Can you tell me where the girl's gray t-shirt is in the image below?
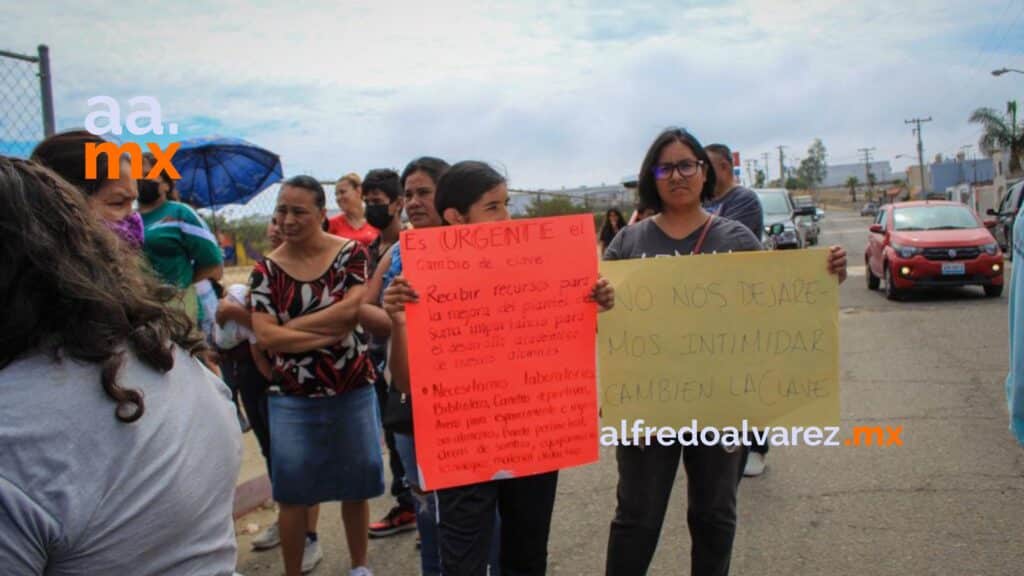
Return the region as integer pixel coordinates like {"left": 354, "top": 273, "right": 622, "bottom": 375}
{"left": 604, "top": 216, "right": 763, "bottom": 260}
{"left": 0, "top": 346, "right": 242, "bottom": 575}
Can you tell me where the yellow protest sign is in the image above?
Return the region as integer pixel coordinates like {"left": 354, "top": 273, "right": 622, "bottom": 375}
{"left": 598, "top": 249, "right": 839, "bottom": 429}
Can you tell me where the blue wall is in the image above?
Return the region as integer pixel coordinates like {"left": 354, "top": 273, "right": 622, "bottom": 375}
{"left": 930, "top": 158, "right": 994, "bottom": 191}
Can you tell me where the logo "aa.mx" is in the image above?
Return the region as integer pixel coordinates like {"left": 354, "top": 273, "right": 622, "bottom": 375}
{"left": 845, "top": 426, "right": 903, "bottom": 447}
{"left": 85, "top": 141, "right": 180, "bottom": 180}
{"left": 82, "top": 95, "right": 181, "bottom": 181}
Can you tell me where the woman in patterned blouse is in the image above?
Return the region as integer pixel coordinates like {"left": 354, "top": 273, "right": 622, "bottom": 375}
{"left": 250, "top": 175, "right": 383, "bottom": 576}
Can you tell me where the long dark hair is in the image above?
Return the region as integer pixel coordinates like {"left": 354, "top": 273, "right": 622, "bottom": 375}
{"left": 30, "top": 129, "right": 114, "bottom": 196}
{"left": 637, "top": 127, "right": 717, "bottom": 212}
{"left": 281, "top": 175, "right": 329, "bottom": 231}
{"left": 599, "top": 208, "right": 626, "bottom": 242}
{"left": 401, "top": 156, "right": 450, "bottom": 188}
{"left": 435, "top": 161, "right": 506, "bottom": 223}
{"left": 0, "top": 157, "right": 206, "bottom": 423}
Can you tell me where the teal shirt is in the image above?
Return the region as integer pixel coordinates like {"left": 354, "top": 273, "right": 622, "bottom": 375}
{"left": 1007, "top": 208, "right": 1024, "bottom": 445}
{"left": 140, "top": 201, "right": 223, "bottom": 289}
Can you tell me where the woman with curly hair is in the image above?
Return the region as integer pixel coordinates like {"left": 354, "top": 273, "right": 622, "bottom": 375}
{"left": 0, "top": 157, "right": 242, "bottom": 574}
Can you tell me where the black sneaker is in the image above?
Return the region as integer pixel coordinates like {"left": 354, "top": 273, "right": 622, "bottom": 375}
{"left": 368, "top": 505, "right": 417, "bottom": 538}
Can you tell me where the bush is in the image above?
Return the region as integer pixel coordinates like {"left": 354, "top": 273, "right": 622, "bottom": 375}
{"left": 524, "top": 195, "right": 588, "bottom": 218}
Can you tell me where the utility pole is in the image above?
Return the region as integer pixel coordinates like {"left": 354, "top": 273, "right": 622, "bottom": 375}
{"left": 761, "top": 153, "right": 770, "bottom": 182}
{"left": 744, "top": 159, "right": 755, "bottom": 186}
{"left": 858, "top": 147, "right": 875, "bottom": 200}
{"left": 905, "top": 117, "right": 932, "bottom": 197}
{"left": 1010, "top": 101, "right": 1018, "bottom": 153}
{"left": 777, "top": 146, "right": 787, "bottom": 186}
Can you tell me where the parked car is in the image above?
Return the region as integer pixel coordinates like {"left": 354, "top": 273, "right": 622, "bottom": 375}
{"left": 792, "top": 195, "right": 821, "bottom": 246}
{"left": 860, "top": 202, "right": 879, "bottom": 217}
{"left": 865, "top": 201, "right": 1004, "bottom": 300}
{"left": 754, "top": 188, "right": 814, "bottom": 249}
{"left": 986, "top": 179, "right": 1024, "bottom": 260}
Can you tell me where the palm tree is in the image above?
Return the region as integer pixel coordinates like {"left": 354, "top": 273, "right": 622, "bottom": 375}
{"left": 969, "top": 102, "right": 1024, "bottom": 175}
{"left": 846, "top": 176, "right": 859, "bottom": 203}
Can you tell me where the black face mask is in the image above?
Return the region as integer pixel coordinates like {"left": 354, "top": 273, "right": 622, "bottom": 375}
{"left": 365, "top": 203, "right": 394, "bottom": 229}
{"left": 137, "top": 179, "right": 162, "bottom": 204}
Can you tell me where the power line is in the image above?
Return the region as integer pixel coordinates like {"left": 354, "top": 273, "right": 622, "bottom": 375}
{"left": 960, "top": 1, "right": 1024, "bottom": 118}
{"left": 965, "top": 0, "right": 1017, "bottom": 73}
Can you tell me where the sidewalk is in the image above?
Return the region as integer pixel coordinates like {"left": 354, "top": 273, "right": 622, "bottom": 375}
{"left": 230, "top": 428, "right": 424, "bottom": 575}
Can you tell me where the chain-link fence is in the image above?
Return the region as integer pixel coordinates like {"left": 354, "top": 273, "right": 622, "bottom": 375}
{"left": 0, "top": 45, "right": 55, "bottom": 158}
{"left": 205, "top": 179, "right": 631, "bottom": 279}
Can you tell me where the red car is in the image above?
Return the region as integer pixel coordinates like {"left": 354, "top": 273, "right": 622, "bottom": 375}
{"left": 865, "top": 201, "right": 1004, "bottom": 300}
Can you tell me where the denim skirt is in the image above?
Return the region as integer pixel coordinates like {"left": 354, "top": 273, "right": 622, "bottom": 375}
{"left": 268, "top": 385, "right": 385, "bottom": 505}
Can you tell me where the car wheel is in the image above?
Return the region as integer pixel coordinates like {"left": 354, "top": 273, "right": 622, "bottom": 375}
{"left": 866, "top": 260, "right": 880, "bottom": 290}
{"left": 884, "top": 264, "right": 901, "bottom": 301}
{"left": 984, "top": 284, "right": 1004, "bottom": 298}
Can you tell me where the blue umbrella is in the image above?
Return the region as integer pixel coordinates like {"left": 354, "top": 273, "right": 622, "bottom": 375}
{"left": 172, "top": 136, "right": 283, "bottom": 209}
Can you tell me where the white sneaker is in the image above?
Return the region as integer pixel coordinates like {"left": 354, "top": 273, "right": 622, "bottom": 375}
{"left": 744, "top": 452, "right": 766, "bottom": 477}
{"left": 349, "top": 567, "right": 373, "bottom": 576}
{"left": 251, "top": 523, "right": 280, "bottom": 550}
{"left": 302, "top": 538, "right": 323, "bottom": 573}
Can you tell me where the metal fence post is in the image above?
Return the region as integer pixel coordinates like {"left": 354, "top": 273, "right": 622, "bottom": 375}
{"left": 38, "top": 44, "right": 55, "bottom": 137}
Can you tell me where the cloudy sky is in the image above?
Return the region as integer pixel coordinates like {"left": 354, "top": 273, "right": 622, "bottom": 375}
{"left": 4, "top": 0, "right": 1024, "bottom": 191}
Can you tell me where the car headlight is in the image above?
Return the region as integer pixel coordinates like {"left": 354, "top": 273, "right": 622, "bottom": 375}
{"left": 982, "top": 243, "right": 999, "bottom": 255}
{"left": 891, "top": 243, "right": 921, "bottom": 258}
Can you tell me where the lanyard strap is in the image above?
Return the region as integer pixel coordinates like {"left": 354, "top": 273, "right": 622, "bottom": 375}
{"left": 691, "top": 214, "right": 716, "bottom": 255}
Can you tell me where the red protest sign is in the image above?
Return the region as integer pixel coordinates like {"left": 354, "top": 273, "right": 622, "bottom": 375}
{"left": 402, "top": 214, "right": 599, "bottom": 491}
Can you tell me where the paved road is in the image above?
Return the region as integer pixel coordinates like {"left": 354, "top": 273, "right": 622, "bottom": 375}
{"left": 235, "top": 209, "right": 1024, "bottom": 575}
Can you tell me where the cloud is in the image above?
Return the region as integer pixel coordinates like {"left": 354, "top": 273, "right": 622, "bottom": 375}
{"left": 4, "top": 0, "right": 1023, "bottom": 189}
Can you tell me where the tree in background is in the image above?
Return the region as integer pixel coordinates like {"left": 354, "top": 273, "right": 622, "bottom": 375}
{"left": 797, "top": 138, "right": 828, "bottom": 191}
{"left": 866, "top": 172, "right": 877, "bottom": 202}
{"left": 969, "top": 101, "right": 1023, "bottom": 175}
{"left": 785, "top": 176, "right": 807, "bottom": 191}
{"left": 755, "top": 169, "right": 766, "bottom": 188}
{"left": 524, "top": 194, "right": 586, "bottom": 218}
{"left": 846, "top": 176, "right": 859, "bottom": 203}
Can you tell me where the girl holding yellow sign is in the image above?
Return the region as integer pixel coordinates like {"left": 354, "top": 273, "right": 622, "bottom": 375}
{"left": 603, "top": 128, "right": 847, "bottom": 576}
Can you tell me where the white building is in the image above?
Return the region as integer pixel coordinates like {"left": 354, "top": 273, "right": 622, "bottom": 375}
{"left": 822, "top": 161, "right": 895, "bottom": 188}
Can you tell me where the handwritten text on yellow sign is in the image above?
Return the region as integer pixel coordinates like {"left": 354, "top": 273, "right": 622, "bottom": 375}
{"left": 598, "top": 249, "right": 840, "bottom": 429}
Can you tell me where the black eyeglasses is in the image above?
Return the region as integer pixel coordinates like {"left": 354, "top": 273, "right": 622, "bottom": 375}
{"left": 652, "top": 160, "right": 704, "bottom": 180}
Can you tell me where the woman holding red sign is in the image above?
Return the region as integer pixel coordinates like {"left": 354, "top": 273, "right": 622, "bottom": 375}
{"left": 602, "top": 128, "right": 847, "bottom": 576}
{"left": 363, "top": 156, "right": 459, "bottom": 576}
{"left": 383, "top": 160, "right": 615, "bottom": 576}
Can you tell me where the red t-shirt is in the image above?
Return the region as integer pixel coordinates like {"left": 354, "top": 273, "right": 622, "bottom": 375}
{"left": 328, "top": 215, "right": 380, "bottom": 246}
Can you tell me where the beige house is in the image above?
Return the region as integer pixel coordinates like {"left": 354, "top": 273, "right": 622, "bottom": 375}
{"left": 992, "top": 149, "right": 1019, "bottom": 207}
{"left": 904, "top": 165, "right": 930, "bottom": 199}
